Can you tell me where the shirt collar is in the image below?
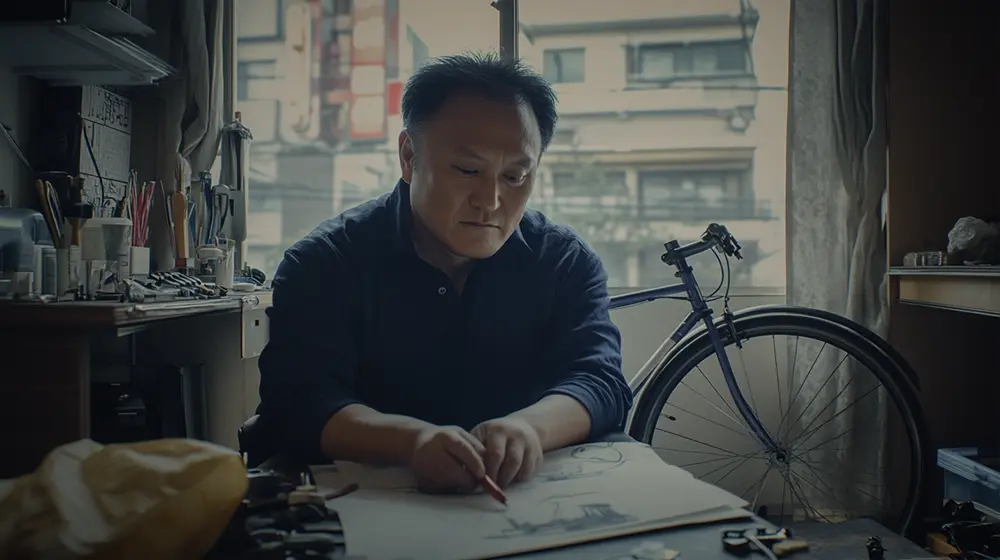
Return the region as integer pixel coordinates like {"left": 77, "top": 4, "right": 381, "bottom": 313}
{"left": 388, "top": 179, "right": 532, "bottom": 258}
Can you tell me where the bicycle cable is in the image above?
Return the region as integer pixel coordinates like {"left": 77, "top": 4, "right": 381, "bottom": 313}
{"left": 661, "top": 245, "right": 729, "bottom": 302}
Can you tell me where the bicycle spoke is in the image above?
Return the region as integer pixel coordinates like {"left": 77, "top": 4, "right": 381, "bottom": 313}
{"left": 677, "top": 454, "right": 756, "bottom": 469}
{"left": 775, "top": 341, "right": 826, "bottom": 441}
{"left": 791, "top": 384, "right": 879, "bottom": 450}
{"left": 788, "top": 373, "right": 857, "bottom": 445}
{"left": 695, "top": 364, "right": 749, "bottom": 429}
{"left": 654, "top": 427, "right": 740, "bottom": 456}
{"left": 709, "top": 454, "right": 755, "bottom": 487}
{"left": 679, "top": 377, "right": 751, "bottom": 434}
{"left": 786, "top": 468, "right": 836, "bottom": 522}
{"left": 794, "top": 424, "right": 855, "bottom": 456}
{"left": 667, "top": 401, "right": 757, "bottom": 441}
{"left": 748, "top": 464, "right": 773, "bottom": 511}
{"left": 780, "top": 352, "right": 849, "bottom": 442}
{"left": 652, "top": 447, "right": 738, "bottom": 458}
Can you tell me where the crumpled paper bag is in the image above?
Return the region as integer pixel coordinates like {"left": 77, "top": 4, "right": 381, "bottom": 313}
{"left": 0, "top": 438, "right": 248, "bottom": 560}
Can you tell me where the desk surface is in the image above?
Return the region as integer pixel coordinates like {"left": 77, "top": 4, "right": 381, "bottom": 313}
{"left": 520, "top": 517, "right": 927, "bottom": 559}
{"left": 0, "top": 291, "right": 272, "bottom": 330}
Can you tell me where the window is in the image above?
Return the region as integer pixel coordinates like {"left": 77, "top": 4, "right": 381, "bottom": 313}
{"left": 237, "top": 60, "right": 278, "bottom": 101}
{"left": 234, "top": 1, "right": 789, "bottom": 291}
{"left": 542, "top": 48, "right": 585, "bottom": 84}
{"left": 627, "top": 41, "right": 750, "bottom": 82}
{"left": 236, "top": 0, "right": 499, "bottom": 281}
{"left": 518, "top": 2, "right": 788, "bottom": 290}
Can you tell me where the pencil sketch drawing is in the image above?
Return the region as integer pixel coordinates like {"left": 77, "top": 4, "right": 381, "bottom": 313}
{"left": 534, "top": 442, "right": 626, "bottom": 483}
{"left": 488, "top": 502, "right": 638, "bottom": 539}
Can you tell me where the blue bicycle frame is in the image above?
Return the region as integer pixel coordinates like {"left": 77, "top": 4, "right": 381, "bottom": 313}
{"left": 609, "top": 241, "right": 781, "bottom": 452}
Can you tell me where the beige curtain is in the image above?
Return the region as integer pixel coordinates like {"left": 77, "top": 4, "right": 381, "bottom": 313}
{"left": 785, "top": 0, "right": 889, "bottom": 521}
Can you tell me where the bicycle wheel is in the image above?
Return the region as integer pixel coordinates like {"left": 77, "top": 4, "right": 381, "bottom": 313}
{"left": 628, "top": 309, "right": 927, "bottom": 537}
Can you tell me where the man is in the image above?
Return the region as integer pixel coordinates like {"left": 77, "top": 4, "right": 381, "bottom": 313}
{"left": 257, "top": 53, "right": 633, "bottom": 494}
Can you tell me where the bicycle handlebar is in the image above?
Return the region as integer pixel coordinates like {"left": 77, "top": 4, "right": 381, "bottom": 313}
{"left": 663, "top": 223, "right": 744, "bottom": 264}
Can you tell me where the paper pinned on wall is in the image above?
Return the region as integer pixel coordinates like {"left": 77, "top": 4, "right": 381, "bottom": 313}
{"left": 312, "top": 442, "right": 751, "bottom": 560}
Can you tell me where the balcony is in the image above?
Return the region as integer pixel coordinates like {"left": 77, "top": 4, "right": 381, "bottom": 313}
{"left": 554, "top": 83, "right": 758, "bottom": 117}
{"left": 532, "top": 196, "right": 773, "bottom": 222}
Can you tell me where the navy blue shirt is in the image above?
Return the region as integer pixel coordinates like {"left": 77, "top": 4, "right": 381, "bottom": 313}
{"left": 257, "top": 180, "right": 633, "bottom": 459}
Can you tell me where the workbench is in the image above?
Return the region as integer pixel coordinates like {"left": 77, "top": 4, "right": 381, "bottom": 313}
{"left": 0, "top": 293, "right": 271, "bottom": 478}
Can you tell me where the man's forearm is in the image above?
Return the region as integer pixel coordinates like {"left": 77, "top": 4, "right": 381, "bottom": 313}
{"left": 508, "top": 395, "right": 592, "bottom": 451}
{"left": 319, "top": 404, "right": 435, "bottom": 465}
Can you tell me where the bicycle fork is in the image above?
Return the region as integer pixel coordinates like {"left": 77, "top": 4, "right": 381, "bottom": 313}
{"left": 704, "top": 311, "right": 782, "bottom": 453}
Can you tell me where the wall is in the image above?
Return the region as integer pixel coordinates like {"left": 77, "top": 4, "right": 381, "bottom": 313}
{"left": 0, "top": 66, "right": 40, "bottom": 207}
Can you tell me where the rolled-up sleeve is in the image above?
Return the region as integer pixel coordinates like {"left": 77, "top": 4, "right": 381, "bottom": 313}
{"left": 541, "top": 241, "right": 634, "bottom": 440}
{"left": 257, "top": 238, "right": 362, "bottom": 458}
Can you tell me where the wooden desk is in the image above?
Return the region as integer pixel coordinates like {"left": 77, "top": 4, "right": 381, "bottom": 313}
{"left": 0, "top": 293, "right": 272, "bottom": 478}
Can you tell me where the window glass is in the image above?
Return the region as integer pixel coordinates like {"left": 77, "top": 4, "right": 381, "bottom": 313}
{"left": 520, "top": 0, "right": 789, "bottom": 289}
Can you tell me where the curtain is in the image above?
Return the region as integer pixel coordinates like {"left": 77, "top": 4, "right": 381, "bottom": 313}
{"left": 786, "top": 0, "right": 889, "bottom": 521}
{"left": 144, "top": 0, "right": 226, "bottom": 271}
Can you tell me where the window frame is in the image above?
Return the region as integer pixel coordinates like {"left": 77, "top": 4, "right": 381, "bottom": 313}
{"left": 626, "top": 40, "right": 752, "bottom": 84}
{"left": 542, "top": 48, "right": 586, "bottom": 84}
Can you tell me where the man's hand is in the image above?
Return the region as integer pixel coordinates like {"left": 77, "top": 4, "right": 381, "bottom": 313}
{"left": 471, "top": 417, "right": 543, "bottom": 488}
{"left": 409, "top": 426, "right": 487, "bottom": 494}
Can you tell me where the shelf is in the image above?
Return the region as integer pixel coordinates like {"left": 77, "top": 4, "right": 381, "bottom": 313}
{"left": 0, "top": 1, "right": 153, "bottom": 36}
{"left": 0, "top": 25, "right": 172, "bottom": 86}
{"left": 69, "top": 1, "right": 155, "bottom": 37}
{"left": 890, "top": 266, "right": 1000, "bottom": 318}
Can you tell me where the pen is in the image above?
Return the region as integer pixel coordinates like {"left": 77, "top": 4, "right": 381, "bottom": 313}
{"left": 480, "top": 475, "right": 507, "bottom": 506}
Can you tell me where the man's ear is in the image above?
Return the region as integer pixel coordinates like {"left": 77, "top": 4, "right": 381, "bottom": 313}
{"left": 398, "top": 130, "right": 416, "bottom": 183}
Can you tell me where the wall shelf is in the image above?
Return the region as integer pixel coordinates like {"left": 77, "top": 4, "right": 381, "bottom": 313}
{"left": 0, "top": 25, "right": 171, "bottom": 86}
{"left": 889, "top": 267, "right": 1000, "bottom": 318}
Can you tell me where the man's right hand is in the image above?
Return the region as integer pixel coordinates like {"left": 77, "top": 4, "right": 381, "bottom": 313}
{"left": 410, "top": 426, "right": 487, "bottom": 494}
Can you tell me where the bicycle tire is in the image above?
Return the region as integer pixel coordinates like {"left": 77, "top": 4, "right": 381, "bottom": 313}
{"left": 734, "top": 305, "right": 921, "bottom": 391}
{"left": 627, "top": 309, "right": 928, "bottom": 537}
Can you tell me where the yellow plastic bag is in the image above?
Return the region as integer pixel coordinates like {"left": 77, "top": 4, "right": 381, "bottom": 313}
{"left": 0, "top": 438, "right": 248, "bottom": 560}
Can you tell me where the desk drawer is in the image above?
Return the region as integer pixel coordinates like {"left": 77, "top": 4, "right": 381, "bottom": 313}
{"left": 241, "top": 294, "right": 272, "bottom": 359}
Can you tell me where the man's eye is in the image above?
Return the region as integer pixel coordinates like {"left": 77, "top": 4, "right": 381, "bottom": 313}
{"left": 505, "top": 174, "right": 527, "bottom": 185}
{"left": 454, "top": 166, "right": 477, "bottom": 176}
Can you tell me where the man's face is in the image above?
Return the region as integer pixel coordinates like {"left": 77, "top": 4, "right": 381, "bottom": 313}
{"left": 398, "top": 93, "right": 542, "bottom": 260}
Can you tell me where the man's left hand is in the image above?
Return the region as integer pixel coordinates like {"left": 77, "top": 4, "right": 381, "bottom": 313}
{"left": 471, "top": 417, "right": 543, "bottom": 488}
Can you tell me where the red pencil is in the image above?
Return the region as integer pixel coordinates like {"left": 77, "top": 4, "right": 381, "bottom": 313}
{"left": 480, "top": 475, "right": 507, "bottom": 505}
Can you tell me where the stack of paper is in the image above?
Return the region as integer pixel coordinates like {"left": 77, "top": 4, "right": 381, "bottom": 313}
{"left": 312, "top": 442, "right": 750, "bottom": 560}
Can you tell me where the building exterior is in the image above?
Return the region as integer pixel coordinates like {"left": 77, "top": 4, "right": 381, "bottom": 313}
{"left": 233, "top": 0, "right": 788, "bottom": 288}
{"left": 232, "top": 0, "right": 422, "bottom": 276}
{"left": 518, "top": 0, "right": 787, "bottom": 288}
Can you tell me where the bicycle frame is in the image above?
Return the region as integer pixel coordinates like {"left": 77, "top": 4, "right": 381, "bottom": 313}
{"left": 610, "top": 256, "right": 781, "bottom": 452}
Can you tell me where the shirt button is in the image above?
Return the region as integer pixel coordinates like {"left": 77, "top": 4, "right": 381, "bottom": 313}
{"left": 437, "top": 286, "right": 447, "bottom": 295}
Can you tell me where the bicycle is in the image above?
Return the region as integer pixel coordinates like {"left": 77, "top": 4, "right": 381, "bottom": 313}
{"left": 615, "top": 223, "right": 927, "bottom": 537}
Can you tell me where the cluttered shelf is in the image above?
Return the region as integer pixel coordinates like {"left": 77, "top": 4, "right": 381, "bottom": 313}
{"left": 889, "top": 266, "right": 1000, "bottom": 318}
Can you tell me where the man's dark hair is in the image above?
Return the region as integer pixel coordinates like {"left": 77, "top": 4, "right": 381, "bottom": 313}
{"left": 401, "top": 52, "right": 558, "bottom": 152}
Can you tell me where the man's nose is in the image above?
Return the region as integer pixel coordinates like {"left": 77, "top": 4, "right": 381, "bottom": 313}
{"left": 469, "top": 176, "right": 501, "bottom": 212}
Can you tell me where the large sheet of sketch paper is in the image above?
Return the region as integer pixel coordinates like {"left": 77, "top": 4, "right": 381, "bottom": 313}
{"left": 312, "top": 442, "right": 751, "bottom": 560}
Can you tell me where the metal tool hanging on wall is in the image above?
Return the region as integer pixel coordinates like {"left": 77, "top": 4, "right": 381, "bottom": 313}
{"left": 219, "top": 112, "right": 253, "bottom": 271}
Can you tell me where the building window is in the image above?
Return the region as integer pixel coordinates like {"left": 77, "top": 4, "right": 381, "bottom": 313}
{"left": 237, "top": 0, "right": 282, "bottom": 40}
{"left": 238, "top": 60, "right": 278, "bottom": 101}
{"left": 627, "top": 41, "right": 750, "bottom": 82}
{"left": 639, "top": 168, "right": 759, "bottom": 220}
{"left": 334, "top": 0, "right": 352, "bottom": 16}
{"left": 543, "top": 48, "right": 585, "bottom": 84}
